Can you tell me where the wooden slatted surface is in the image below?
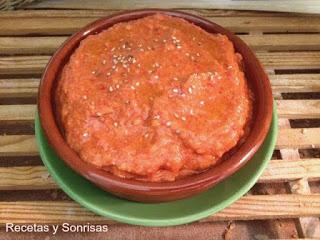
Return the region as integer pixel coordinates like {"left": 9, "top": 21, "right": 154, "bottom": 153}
{"left": 1, "top": 6, "right": 320, "bottom": 240}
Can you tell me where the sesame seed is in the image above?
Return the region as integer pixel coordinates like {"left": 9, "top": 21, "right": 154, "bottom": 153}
{"left": 131, "top": 86, "right": 135, "bottom": 90}
{"left": 154, "top": 75, "right": 159, "bottom": 80}
{"left": 217, "top": 76, "right": 222, "bottom": 80}
{"left": 166, "top": 121, "right": 172, "bottom": 127}
{"left": 173, "top": 77, "right": 178, "bottom": 81}
{"left": 144, "top": 133, "right": 149, "bottom": 138}
{"left": 147, "top": 46, "right": 152, "bottom": 50}
{"left": 227, "top": 65, "right": 233, "bottom": 69}
{"left": 196, "top": 53, "right": 200, "bottom": 57}
{"left": 114, "top": 122, "right": 118, "bottom": 127}
{"left": 185, "top": 53, "right": 190, "bottom": 57}
{"left": 82, "top": 95, "right": 87, "bottom": 100}
{"left": 112, "top": 65, "right": 116, "bottom": 70}
{"left": 109, "top": 86, "right": 114, "bottom": 92}
{"left": 139, "top": 48, "right": 144, "bottom": 52}
{"left": 96, "top": 112, "right": 102, "bottom": 117}
{"left": 200, "top": 100, "right": 205, "bottom": 105}
{"left": 115, "top": 84, "right": 120, "bottom": 89}
{"left": 172, "top": 88, "right": 179, "bottom": 93}
{"left": 181, "top": 116, "right": 187, "bottom": 121}
{"left": 135, "top": 82, "right": 140, "bottom": 86}
{"left": 176, "top": 45, "right": 182, "bottom": 49}
{"left": 190, "top": 109, "right": 195, "bottom": 115}
{"left": 174, "top": 113, "right": 179, "bottom": 118}
{"left": 106, "top": 72, "right": 111, "bottom": 76}
{"left": 91, "top": 70, "right": 96, "bottom": 75}
{"left": 111, "top": 47, "right": 115, "bottom": 52}
{"left": 192, "top": 36, "right": 196, "bottom": 41}
{"left": 188, "top": 87, "right": 193, "bottom": 94}
{"left": 163, "top": 39, "right": 167, "bottom": 43}
{"left": 181, "top": 93, "right": 186, "bottom": 97}
{"left": 154, "top": 115, "right": 160, "bottom": 120}
{"left": 137, "top": 63, "right": 141, "bottom": 68}
{"left": 83, "top": 132, "right": 89, "bottom": 137}
{"left": 102, "top": 59, "right": 107, "bottom": 64}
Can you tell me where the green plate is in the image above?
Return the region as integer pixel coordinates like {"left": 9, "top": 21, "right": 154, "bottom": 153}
{"left": 35, "top": 106, "right": 278, "bottom": 227}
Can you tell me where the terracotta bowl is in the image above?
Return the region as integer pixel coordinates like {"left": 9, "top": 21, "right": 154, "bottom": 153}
{"left": 38, "top": 9, "right": 273, "bottom": 203}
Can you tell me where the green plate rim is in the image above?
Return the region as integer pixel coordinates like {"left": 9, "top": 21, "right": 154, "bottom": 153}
{"left": 35, "top": 105, "right": 278, "bottom": 227}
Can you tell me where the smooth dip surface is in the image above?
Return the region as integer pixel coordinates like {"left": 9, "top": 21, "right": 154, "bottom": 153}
{"left": 56, "top": 14, "right": 252, "bottom": 182}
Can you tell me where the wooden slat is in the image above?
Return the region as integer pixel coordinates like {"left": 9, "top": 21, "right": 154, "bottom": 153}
{"left": 0, "top": 52, "right": 319, "bottom": 76}
{"left": 0, "top": 56, "right": 49, "bottom": 75}
{"left": 0, "top": 17, "right": 97, "bottom": 36}
{"left": 1, "top": 34, "right": 320, "bottom": 55}
{"left": 21, "top": 0, "right": 320, "bottom": 14}
{"left": 1, "top": 100, "right": 319, "bottom": 121}
{"left": 261, "top": 159, "right": 320, "bottom": 183}
{"left": 240, "top": 34, "right": 320, "bottom": 51}
{"left": 255, "top": 51, "right": 320, "bottom": 70}
{"left": 0, "top": 128, "right": 318, "bottom": 157}
{"left": 277, "top": 100, "right": 320, "bottom": 119}
{"left": 0, "top": 166, "right": 56, "bottom": 190}
{"left": 1, "top": 11, "right": 320, "bottom": 36}
{"left": 0, "top": 159, "right": 319, "bottom": 190}
{"left": 0, "top": 105, "right": 35, "bottom": 121}
{"left": 0, "top": 78, "right": 39, "bottom": 98}
{"left": 1, "top": 194, "right": 320, "bottom": 224}
{"left": 270, "top": 74, "right": 320, "bottom": 93}
{"left": 1, "top": 74, "right": 319, "bottom": 98}
{"left": 0, "top": 37, "right": 66, "bottom": 55}
{"left": 0, "top": 9, "right": 299, "bottom": 18}
{"left": 277, "top": 128, "right": 320, "bottom": 149}
{"left": 0, "top": 135, "right": 38, "bottom": 156}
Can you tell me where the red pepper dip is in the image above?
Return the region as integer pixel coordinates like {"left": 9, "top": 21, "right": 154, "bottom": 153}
{"left": 56, "top": 14, "right": 252, "bottom": 182}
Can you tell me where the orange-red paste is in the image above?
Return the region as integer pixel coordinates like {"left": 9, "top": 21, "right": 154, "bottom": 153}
{"left": 56, "top": 14, "right": 252, "bottom": 182}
